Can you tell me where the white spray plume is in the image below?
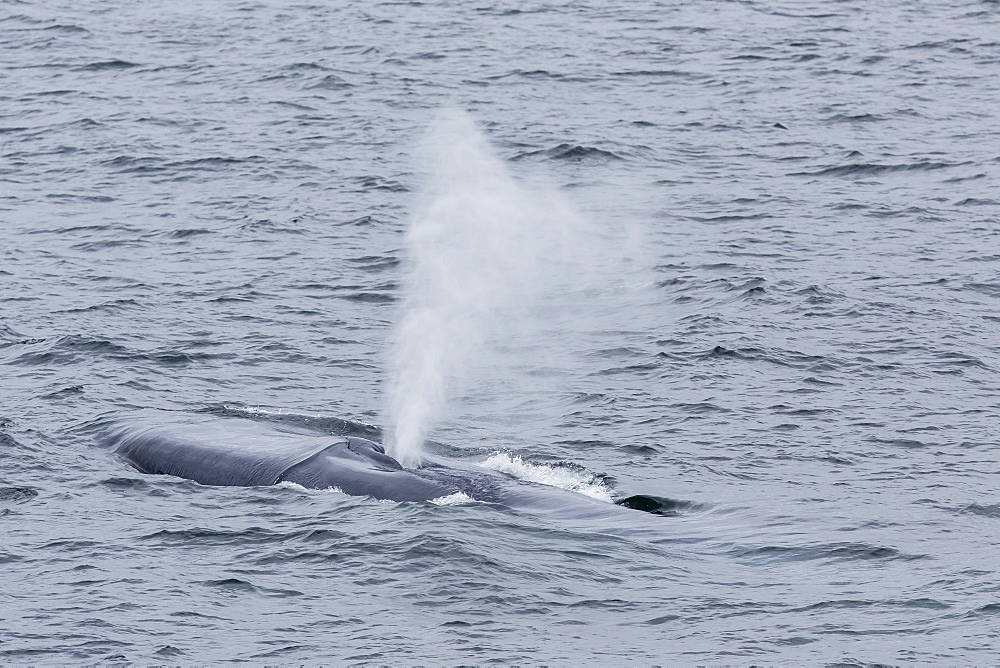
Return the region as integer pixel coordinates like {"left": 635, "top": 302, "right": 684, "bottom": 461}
{"left": 384, "top": 108, "right": 633, "bottom": 467}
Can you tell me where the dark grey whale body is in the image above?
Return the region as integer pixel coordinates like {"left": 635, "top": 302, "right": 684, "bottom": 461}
{"left": 104, "top": 412, "right": 669, "bottom": 516}
{"left": 111, "top": 414, "right": 455, "bottom": 502}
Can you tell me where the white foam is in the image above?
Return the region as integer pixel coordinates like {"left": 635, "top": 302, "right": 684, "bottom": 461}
{"left": 480, "top": 452, "right": 614, "bottom": 503}
{"left": 277, "top": 481, "right": 344, "bottom": 495}
{"left": 429, "top": 491, "right": 476, "bottom": 506}
{"left": 278, "top": 483, "right": 475, "bottom": 506}
{"left": 225, "top": 404, "right": 290, "bottom": 416}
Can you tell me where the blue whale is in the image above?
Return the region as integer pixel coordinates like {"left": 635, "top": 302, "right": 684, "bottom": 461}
{"left": 102, "top": 412, "right": 671, "bottom": 517}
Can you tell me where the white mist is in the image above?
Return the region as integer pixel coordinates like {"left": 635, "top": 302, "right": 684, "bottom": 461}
{"left": 384, "top": 109, "right": 639, "bottom": 467}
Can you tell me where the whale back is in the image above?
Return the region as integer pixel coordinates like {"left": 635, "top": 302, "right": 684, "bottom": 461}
{"left": 98, "top": 412, "right": 668, "bottom": 522}
{"left": 105, "top": 412, "right": 340, "bottom": 487}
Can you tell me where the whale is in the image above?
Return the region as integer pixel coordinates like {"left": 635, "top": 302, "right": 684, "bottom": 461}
{"left": 100, "top": 411, "right": 672, "bottom": 517}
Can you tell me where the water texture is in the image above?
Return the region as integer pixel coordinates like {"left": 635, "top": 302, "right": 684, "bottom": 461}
{"left": 2, "top": 0, "right": 1000, "bottom": 663}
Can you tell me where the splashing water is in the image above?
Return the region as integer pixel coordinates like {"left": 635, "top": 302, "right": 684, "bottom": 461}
{"left": 480, "top": 452, "right": 615, "bottom": 503}
{"left": 429, "top": 492, "right": 477, "bottom": 506}
{"left": 384, "top": 109, "right": 641, "bottom": 467}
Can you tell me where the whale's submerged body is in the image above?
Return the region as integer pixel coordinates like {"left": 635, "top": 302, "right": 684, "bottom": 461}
{"left": 103, "top": 412, "right": 667, "bottom": 517}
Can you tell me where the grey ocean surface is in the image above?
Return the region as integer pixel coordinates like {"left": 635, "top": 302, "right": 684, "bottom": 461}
{"left": 2, "top": 0, "right": 1000, "bottom": 663}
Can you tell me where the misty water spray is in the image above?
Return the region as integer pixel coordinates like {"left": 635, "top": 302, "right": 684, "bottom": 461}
{"left": 384, "top": 109, "right": 626, "bottom": 467}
